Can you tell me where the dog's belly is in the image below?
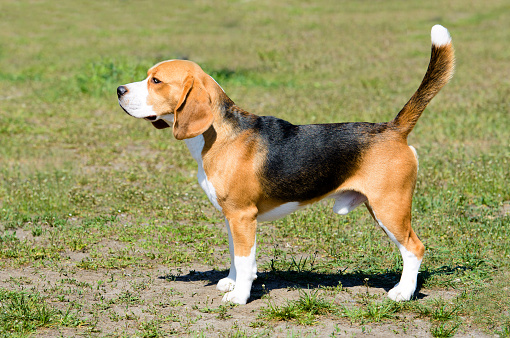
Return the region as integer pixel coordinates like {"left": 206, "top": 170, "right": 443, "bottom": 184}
{"left": 256, "top": 202, "right": 302, "bottom": 223}
{"left": 256, "top": 190, "right": 366, "bottom": 223}
{"left": 332, "top": 190, "right": 367, "bottom": 215}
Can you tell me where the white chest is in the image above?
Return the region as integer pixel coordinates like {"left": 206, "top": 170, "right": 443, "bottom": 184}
{"left": 185, "top": 136, "right": 222, "bottom": 211}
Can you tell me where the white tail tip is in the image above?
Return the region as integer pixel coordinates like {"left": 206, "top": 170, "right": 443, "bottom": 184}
{"left": 431, "top": 25, "right": 451, "bottom": 47}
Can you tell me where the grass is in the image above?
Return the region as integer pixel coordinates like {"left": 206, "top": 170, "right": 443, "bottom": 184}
{"left": 342, "top": 299, "right": 402, "bottom": 324}
{"left": 261, "top": 290, "right": 337, "bottom": 325}
{"left": 430, "top": 322, "right": 462, "bottom": 338}
{"left": 0, "top": 288, "right": 84, "bottom": 335}
{"left": 1, "top": 0, "right": 509, "bottom": 336}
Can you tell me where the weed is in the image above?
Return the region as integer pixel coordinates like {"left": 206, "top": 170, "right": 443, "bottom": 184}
{"left": 31, "top": 225, "right": 43, "bottom": 237}
{"left": 138, "top": 319, "right": 173, "bottom": 337}
{"left": 59, "top": 278, "right": 92, "bottom": 289}
{"left": 198, "top": 301, "right": 235, "bottom": 320}
{"left": 496, "top": 322, "right": 510, "bottom": 338}
{"left": 431, "top": 300, "right": 461, "bottom": 322}
{"left": 430, "top": 322, "right": 461, "bottom": 338}
{"left": 342, "top": 300, "right": 401, "bottom": 324}
{"left": 0, "top": 288, "right": 84, "bottom": 334}
{"left": 261, "top": 290, "right": 336, "bottom": 325}
{"left": 216, "top": 305, "right": 234, "bottom": 320}
{"left": 289, "top": 252, "right": 318, "bottom": 273}
{"left": 114, "top": 290, "right": 142, "bottom": 306}
{"left": 294, "top": 289, "right": 337, "bottom": 317}
{"left": 6, "top": 276, "right": 32, "bottom": 286}
{"left": 249, "top": 320, "right": 267, "bottom": 328}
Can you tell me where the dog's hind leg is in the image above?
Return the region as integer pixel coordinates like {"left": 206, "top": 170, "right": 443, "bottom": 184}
{"left": 365, "top": 195, "right": 425, "bottom": 301}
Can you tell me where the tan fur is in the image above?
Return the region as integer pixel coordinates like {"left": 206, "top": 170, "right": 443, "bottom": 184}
{"left": 201, "top": 127, "right": 264, "bottom": 257}
{"left": 392, "top": 44, "right": 455, "bottom": 137}
{"left": 356, "top": 137, "right": 424, "bottom": 259}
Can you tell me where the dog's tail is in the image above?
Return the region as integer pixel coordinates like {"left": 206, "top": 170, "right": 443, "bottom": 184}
{"left": 392, "top": 25, "right": 455, "bottom": 138}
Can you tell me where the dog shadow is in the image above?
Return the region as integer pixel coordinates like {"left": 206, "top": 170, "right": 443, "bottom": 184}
{"left": 156, "top": 266, "right": 465, "bottom": 301}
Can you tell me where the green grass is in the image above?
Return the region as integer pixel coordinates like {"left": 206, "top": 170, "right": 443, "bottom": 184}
{"left": 0, "top": 288, "right": 84, "bottom": 335}
{"left": 0, "top": 0, "right": 509, "bottom": 336}
{"left": 430, "top": 322, "right": 461, "bottom": 338}
{"left": 342, "top": 299, "right": 402, "bottom": 324}
{"left": 261, "top": 290, "right": 337, "bottom": 325}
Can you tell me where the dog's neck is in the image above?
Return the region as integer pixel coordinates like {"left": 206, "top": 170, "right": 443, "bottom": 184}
{"left": 189, "top": 94, "right": 257, "bottom": 156}
{"left": 184, "top": 134, "right": 205, "bottom": 164}
{"left": 221, "top": 97, "right": 258, "bottom": 130}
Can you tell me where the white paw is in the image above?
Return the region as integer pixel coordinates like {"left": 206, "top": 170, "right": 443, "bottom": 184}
{"left": 216, "top": 277, "right": 235, "bottom": 292}
{"left": 388, "top": 282, "right": 415, "bottom": 301}
{"left": 222, "top": 289, "right": 250, "bottom": 305}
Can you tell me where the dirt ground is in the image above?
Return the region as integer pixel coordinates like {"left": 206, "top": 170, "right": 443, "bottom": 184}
{"left": 0, "top": 260, "right": 492, "bottom": 337}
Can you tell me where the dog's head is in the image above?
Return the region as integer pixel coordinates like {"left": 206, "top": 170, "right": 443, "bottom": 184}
{"left": 117, "top": 60, "right": 215, "bottom": 140}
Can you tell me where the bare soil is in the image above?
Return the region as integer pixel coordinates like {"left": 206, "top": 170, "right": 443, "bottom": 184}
{"left": 0, "top": 259, "right": 491, "bottom": 337}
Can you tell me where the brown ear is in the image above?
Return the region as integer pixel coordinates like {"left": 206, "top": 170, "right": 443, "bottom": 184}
{"left": 173, "top": 76, "right": 214, "bottom": 140}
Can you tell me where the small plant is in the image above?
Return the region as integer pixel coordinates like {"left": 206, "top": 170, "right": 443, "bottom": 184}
{"left": 249, "top": 320, "right": 267, "bottom": 328}
{"left": 0, "top": 231, "right": 18, "bottom": 243}
{"left": 261, "top": 289, "right": 336, "bottom": 325}
{"left": 31, "top": 225, "right": 43, "bottom": 237}
{"left": 59, "top": 303, "right": 86, "bottom": 328}
{"left": 115, "top": 290, "right": 142, "bottom": 306}
{"left": 198, "top": 299, "right": 235, "bottom": 320}
{"left": 0, "top": 288, "right": 84, "bottom": 334}
{"left": 364, "top": 301, "right": 399, "bottom": 322}
{"left": 294, "top": 289, "right": 336, "bottom": 316}
{"left": 342, "top": 300, "right": 400, "bottom": 324}
{"left": 167, "top": 299, "right": 184, "bottom": 307}
{"left": 262, "top": 299, "right": 300, "bottom": 322}
{"left": 138, "top": 319, "right": 171, "bottom": 338}
{"left": 430, "top": 299, "right": 461, "bottom": 322}
{"left": 289, "top": 252, "right": 318, "bottom": 273}
{"left": 496, "top": 322, "right": 510, "bottom": 337}
{"left": 320, "top": 281, "right": 347, "bottom": 296}
{"left": 216, "top": 305, "right": 233, "bottom": 320}
{"left": 430, "top": 322, "right": 461, "bottom": 338}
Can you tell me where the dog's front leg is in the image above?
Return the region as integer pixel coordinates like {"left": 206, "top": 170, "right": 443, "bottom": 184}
{"left": 221, "top": 210, "right": 257, "bottom": 304}
{"left": 216, "top": 219, "right": 236, "bottom": 292}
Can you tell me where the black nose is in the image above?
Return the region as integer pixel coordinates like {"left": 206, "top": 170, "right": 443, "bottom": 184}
{"left": 117, "top": 86, "right": 128, "bottom": 98}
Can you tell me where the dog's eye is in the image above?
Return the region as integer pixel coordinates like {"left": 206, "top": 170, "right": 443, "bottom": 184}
{"left": 152, "top": 77, "right": 161, "bottom": 84}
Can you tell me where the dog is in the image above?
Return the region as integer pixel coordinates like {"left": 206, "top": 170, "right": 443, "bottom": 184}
{"left": 117, "top": 25, "right": 454, "bottom": 304}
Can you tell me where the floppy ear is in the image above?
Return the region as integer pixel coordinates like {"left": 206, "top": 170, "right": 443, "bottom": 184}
{"left": 173, "top": 76, "right": 214, "bottom": 140}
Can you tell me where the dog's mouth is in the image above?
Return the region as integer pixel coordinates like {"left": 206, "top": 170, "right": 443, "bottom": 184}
{"left": 144, "top": 115, "right": 158, "bottom": 121}
{"left": 144, "top": 115, "right": 170, "bottom": 128}
{"left": 117, "top": 102, "right": 157, "bottom": 121}
{"left": 150, "top": 119, "right": 170, "bottom": 129}
{"left": 118, "top": 104, "right": 170, "bottom": 129}
{"left": 118, "top": 104, "right": 132, "bottom": 116}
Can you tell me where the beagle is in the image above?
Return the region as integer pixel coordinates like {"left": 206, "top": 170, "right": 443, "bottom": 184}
{"left": 117, "top": 25, "right": 454, "bottom": 304}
